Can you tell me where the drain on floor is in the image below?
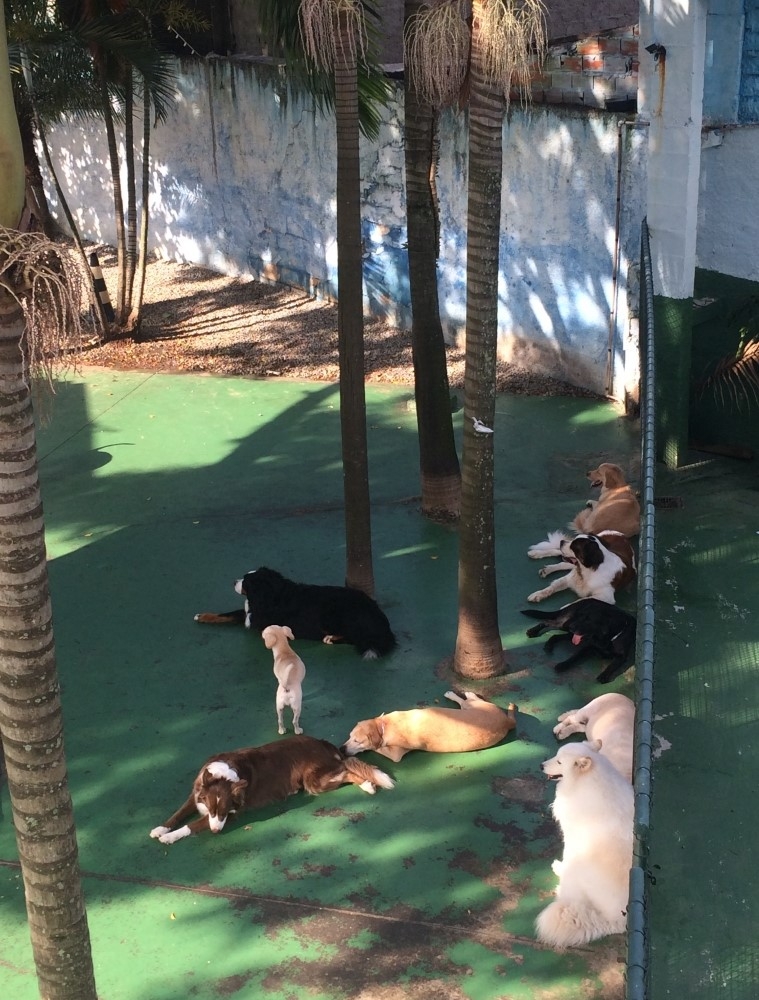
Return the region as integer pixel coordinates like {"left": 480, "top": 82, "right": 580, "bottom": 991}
{"left": 653, "top": 496, "right": 684, "bottom": 509}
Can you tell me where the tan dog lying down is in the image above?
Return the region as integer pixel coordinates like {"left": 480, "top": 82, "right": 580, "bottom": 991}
{"left": 571, "top": 462, "right": 640, "bottom": 538}
{"left": 340, "top": 691, "right": 517, "bottom": 762}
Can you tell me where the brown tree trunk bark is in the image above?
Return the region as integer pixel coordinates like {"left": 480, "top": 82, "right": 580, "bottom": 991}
{"left": 453, "top": 1, "right": 505, "bottom": 679}
{"left": 404, "top": 0, "right": 461, "bottom": 522}
{"left": 334, "top": 10, "right": 375, "bottom": 597}
{"left": 0, "top": 288, "right": 97, "bottom": 999}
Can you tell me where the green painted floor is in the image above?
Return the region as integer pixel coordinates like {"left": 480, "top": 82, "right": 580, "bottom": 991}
{"left": 0, "top": 368, "right": 643, "bottom": 1000}
{"left": 646, "top": 452, "right": 759, "bottom": 1000}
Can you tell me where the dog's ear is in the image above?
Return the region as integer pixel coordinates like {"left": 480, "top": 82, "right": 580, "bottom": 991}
{"left": 262, "top": 628, "right": 276, "bottom": 649}
{"left": 601, "top": 463, "right": 625, "bottom": 487}
{"left": 573, "top": 535, "right": 604, "bottom": 570}
{"left": 575, "top": 755, "right": 594, "bottom": 773}
{"left": 284, "top": 626, "right": 294, "bottom": 641}
{"left": 588, "top": 738, "right": 602, "bottom": 752}
{"left": 363, "top": 720, "right": 383, "bottom": 748}
{"left": 231, "top": 780, "right": 248, "bottom": 805}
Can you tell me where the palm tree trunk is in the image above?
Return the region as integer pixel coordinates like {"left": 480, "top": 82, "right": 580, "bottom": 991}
{"left": 404, "top": 0, "right": 461, "bottom": 522}
{"left": 124, "top": 71, "right": 137, "bottom": 321}
{"left": 1, "top": 13, "right": 97, "bottom": 991}
{"left": 128, "top": 83, "right": 152, "bottom": 334}
{"left": 334, "top": 9, "right": 374, "bottom": 596}
{"left": 0, "top": 293, "right": 97, "bottom": 1000}
{"left": 101, "top": 78, "right": 127, "bottom": 325}
{"left": 453, "top": 1, "right": 505, "bottom": 679}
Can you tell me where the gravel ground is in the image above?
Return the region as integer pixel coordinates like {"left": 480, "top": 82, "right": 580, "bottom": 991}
{"left": 78, "top": 245, "right": 600, "bottom": 397}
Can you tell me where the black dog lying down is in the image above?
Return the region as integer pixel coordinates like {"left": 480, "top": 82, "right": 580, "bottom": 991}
{"left": 521, "top": 598, "right": 636, "bottom": 683}
{"left": 195, "top": 566, "right": 397, "bottom": 660}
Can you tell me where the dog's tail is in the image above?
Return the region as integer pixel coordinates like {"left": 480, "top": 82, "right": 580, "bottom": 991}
{"left": 520, "top": 607, "right": 557, "bottom": 621}
{"left": 536, "top": 899, "right": 626, "bottom": 948}
{"left": 343, "top": 757, "right": 395, "bottom": 793}
{"left": 357, "top": 625, "right": 397, "bottom": 661}
{"left": 527, "top": 530, "right": 568, "bottom": 560}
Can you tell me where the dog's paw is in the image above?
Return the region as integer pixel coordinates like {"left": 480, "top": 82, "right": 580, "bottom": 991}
{"left": 150, "top": 825, "right": 171, "bottom": 839}
{"left": 553, "top": 721, "right": 576, "bottom": 740}
{"left": 158, "top": 826, "right": 191, "bottom": 845}
{"left": 551, "top": 859, "right": 564, "bottom": 877}
{"left": 294, "top": 724, "right": 303, "bottom": 735}
{"left": 359, "top": 780, "right": 377, "bottom": 794}
{"left": 278, "top": 725, "right": 286, "bottom": 735}
{"left": 527, "top": 590, "right": 546, "bottom": 603}
{"left": 322, "top": 634, "right": 336, "bottom": 645}
{"left": 538, "top": 566, "right": 551, "bottom": 579}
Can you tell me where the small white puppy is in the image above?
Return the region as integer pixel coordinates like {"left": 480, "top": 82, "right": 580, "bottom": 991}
{"left": 262, "top": 625, "right": 306, "bottom": 735}
{"left": 553, "top": 693, "right": 635, "bottom": 782}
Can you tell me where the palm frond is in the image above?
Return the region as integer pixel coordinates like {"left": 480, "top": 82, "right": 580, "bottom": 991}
{"left": 257, "top": 0, "right": 391, "bottom": 141}
{"left": 698, "top": 335, "right": 759, "bottom": 412}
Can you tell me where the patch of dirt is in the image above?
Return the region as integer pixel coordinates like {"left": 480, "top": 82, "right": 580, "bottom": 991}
{"left": 76, "top": 244, "right": 602, "bottom": 397}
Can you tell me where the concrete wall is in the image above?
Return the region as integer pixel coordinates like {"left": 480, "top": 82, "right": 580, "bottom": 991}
{"left": 697, "top": 125, "right": 759, "bottom": 283}
{"left": 44, "top": 57, "right": 647, "bottom": 396}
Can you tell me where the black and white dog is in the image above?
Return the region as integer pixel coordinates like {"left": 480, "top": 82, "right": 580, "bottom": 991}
{"left": 522, "top": 598, "right": 636, "bottom": 683}
{"left": 195, "top": 567, "right": 397, "bottom": 659}
{"left": 526, "top": 530, "right": 636, "bottom": 605}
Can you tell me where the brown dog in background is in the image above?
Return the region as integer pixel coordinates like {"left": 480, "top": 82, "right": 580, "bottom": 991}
{"left": 570, "top": 463, "right": 640, "bottom": 537}
{"left": 340, "top": 691, "right": 517, "bottom": 763}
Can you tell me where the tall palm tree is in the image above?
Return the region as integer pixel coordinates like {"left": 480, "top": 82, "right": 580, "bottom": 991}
{"left": 299, "top": 0, "right": 379, "bottom": 595}
{"left": 404, "top": 0, "right": 461, "bottom": 522}
{"left": 409, "top": 0, "right": 545, "bottom": 678}
{"left": 0, "top": 5, "right": 97, "bottom": 996}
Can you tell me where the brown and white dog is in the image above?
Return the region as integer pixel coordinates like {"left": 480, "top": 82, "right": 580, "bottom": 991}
{"left": 149, "top": 735, "right": 394, "bottom": 845}
{"left": 527, "top": 531, "right": 635, "bottom": 605}
{"left": 554, "top": 693, "right": 635, "bottom": 782}
{"left": 572, "top": 463, "right": 640, "bottom": 537}
{"left": 340, "top": 691, "right": 517, "bottom": 763}
{"left": 262, "top": 625, "right": 306, "bottom": 735}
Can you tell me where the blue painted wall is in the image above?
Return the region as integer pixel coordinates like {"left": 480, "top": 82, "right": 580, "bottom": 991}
{"left": 45, "top": 58, "right": 646, "bottom": 395}
{"left": 739, "top": 0, "right": 759, "bottom": 120}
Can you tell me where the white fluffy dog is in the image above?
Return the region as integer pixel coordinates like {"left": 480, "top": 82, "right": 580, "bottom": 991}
{"left": 262, "top": 625, "right": 306, "bottom": 735}
{"left": 554, "top": 693, "right": 635, "bottom": 782}
{"left": 536, "top": 740, "right": 633, "bottom": 949}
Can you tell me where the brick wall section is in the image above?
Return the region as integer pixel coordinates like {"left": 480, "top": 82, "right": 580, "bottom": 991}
{"left": 229, "top": 2, "right": 639, "bottom": 114}
{"left": 516, "top": 25, "right": 639, "bottom": 110}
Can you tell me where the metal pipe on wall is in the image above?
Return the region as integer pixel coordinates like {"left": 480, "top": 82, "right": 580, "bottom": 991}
{"left": 606, "top": 118, "right": 650, "bottom": 398}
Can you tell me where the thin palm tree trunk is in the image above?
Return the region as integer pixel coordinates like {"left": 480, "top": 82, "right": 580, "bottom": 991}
{"left": 454, "top": 2, "right": 505, "bottom": 678}
{"left": 101, "top": 79, "right": 127, "bottom": 325}
{"left": 404, "top": 0, "right": 461, "bottom": 521}
{"left": 129, "top": 84, "right": 152, "bottom": 333}
{"left": 334, "top": 10, "right": 374, "bottom": 596}
{"left": 124, "top": 71, "right": 137, "bottom": 318}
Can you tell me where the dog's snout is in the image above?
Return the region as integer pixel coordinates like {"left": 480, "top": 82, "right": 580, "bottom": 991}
{"left": 339, "top": 744, "right": 348, "bottom": 754}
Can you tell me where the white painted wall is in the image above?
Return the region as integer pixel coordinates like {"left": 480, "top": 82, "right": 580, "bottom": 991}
{"left": 697, "top": 125, "right": 759, "bottom": 281}
{"left": 43, "top": 58, "right": 647, "bottom": 396}
{"left": 639, "top": 0, "right": 707, "bottom": 300}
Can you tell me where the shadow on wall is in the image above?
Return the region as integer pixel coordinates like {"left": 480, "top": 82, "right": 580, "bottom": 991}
{"left": 42, "top": 60, "right": 646, "bottom": 396}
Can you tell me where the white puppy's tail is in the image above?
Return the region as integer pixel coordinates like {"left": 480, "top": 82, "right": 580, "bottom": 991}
{"left": 527, "top": 530, "right": 569, "bottom": 560}
{"left": 344, "top": 758, "right": 395, "bottom": 793}
{"left": 536, "top": 899, "right": 626, "bottom": 948}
